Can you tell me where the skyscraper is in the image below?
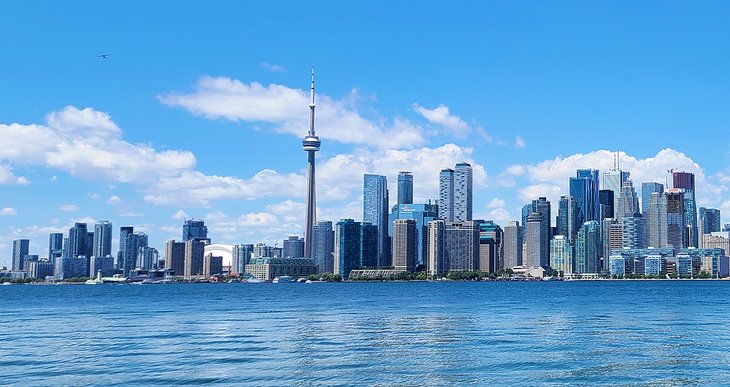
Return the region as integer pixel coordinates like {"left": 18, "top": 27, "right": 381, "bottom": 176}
{"left": 48, "top": 232, "right": 64, "bottom": 260}
{"left": 68, "top": 223, "right": 88, "bottom": 258}
{"left": 303, "top": 67, "right": 321, "bottom": 260}
{"left": 282, "top": 236, "right": 305, "bottom": 258}
{"left": 392, "top": 219, "right": 417, "bottom": 272}
{"left": 570, "top": 169, "right": 600, "bottom": 225}
{"left": 93, "top": 221, "right": 113, "bottom": 258}
{"left": 445, "top": 221, "right": 480, "bottom": 271}
{"left": 312, "top": 220, "right": 334, "bottom": 274}
{"left": 575, "top": 221, "right": 600, "bottom": 274}
{"left": 641, "top": 182, "right": 664, "bottom": 215}
{"left": 388, "top": 202, "right": 439, "bottom": 266}
{"left": 184, "top": 239, "right": 206, "bottom": 279}
{"left": 439, "top": 168, "right": 454, "bottom": 221}
{"left": 397, "top": 171, "right": 413, "bottom": 205}
{"left": 525, "top": 212, "right": 547, "bottom": 268}
{"left": 454, "top": 162, "right": 473, "bottom": 221}
{"left": 601, "top": 218, "right": 622, "bottom": 270}
{"left": 622, "top": 213, "right": 647, "bottom": 249}
{"left": 646, "top": 192, "right": 667, "bottom": 248}
{"left": 479, "top": 221, "right": 502, "bottom": 273}
{"left": 673, "top": 172, "right": 697, "bottom": 248}
{"left": 363, "top": 174, "right": 389, "bottom": 267}
{"left": 182, "top": 219, "right": 208, "bottom": 242}
{"left": 616, "top": 180, "right": 640, "bottom": 220}
{"left": 502, "top": 221, "right": 523, "bottom": 269}
{"left": 426, "top": 220, "right": 447, "bottom": 277}
{"left": 333, "top": 219, "right": 377, "bottom": 278}
{"left": 12, "top": 239, "right": 29, "bottom": 272}
{"left": 699, "top": 207, "right": 721, "bottom": 246}
{"left": 118, "top": 226, "right": 134, "bottom": 273}
{"left": 231, "top": 243, "right": 253, "bottom": 275}
{"left": 599, "top": 190, "right": 614, "bottom": 221}
{"left": 165, "top": 240, "right": 186, "bottom": 276}
{"left": 665, "top": 189, "right": 686, "bottom": 250}
{"left": 550, "top": 235, "right": 573, "bottom": 275}
{"left": 602, "top": 156, "right": 630, "bottom": 212}
{"left": 524, "top": 197, "right": 551, "bottom": 264}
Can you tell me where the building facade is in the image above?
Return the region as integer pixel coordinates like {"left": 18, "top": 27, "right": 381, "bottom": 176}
{"left": 363, "top": 174, "right": 390, "bottom": 267}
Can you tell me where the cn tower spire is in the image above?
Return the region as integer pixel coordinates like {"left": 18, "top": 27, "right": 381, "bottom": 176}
{"left": 302, "top": 65, "right": 321, "bottom": 260}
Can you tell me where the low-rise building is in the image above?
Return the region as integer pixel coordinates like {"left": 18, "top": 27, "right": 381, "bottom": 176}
{"left": 245, "top": 257, "right": 316, "bottom": 280}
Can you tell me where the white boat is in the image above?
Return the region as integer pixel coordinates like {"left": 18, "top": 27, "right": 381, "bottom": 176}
{"left": 1, "top": 282, "right": 12, "bottom": 286}
{"left": 273, "top": 276, "right": 292, "bottom": 283}
{"left": 542, "top": 276, "right": 558, "bottom": 281}
{"left": 85, "top": 271, "right": 103, "bottom": 285}
{"left": 245, "top": 278, "right": 266, "bottom": 284}
{"left": 101, "top": 274, "right": 128, "bottom": 283}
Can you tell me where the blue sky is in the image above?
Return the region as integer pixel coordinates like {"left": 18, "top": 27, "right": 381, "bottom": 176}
{"left": 1, "top": 1, "right": 729, "bottom": 266}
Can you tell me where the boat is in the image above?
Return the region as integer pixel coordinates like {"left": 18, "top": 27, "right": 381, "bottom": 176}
{"left": 1, "top": 282, "right": 12, "bottom": 286}
{"left": 245, "top": 278, "right": 266, "bottom": 284}
{"left": 227, "top": 279, "right": 241, "bottom": 283}
{"left": 542, "top": 276, "right": 558, "bottom": 281}
{"left": 273, "top": 276, "right": 292, "bottom": 283}
{"left": 85, "top": 271, "right": 103, "bottom": 285}
{"left": 101, "top": 274, "right": 129, "bottom": 284}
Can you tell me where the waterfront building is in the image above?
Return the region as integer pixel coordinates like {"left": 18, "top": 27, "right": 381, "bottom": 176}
{"left": 426, "top": 219, "right": 447, "bottom": 277}
{"left": 609, "top": 255, "right": 626, "bottom": 277}
{"left": 641, "top": 182, "right": 664, "bottom": 215}
{"left": 312, "top": 220, "right": 334, "bottom": 273}
{"left": 282, "top": 236, "right": 305, "bottom": 258}
{"left": 165, "top": 240, "right": 186, "bottom": 277}
{"left": 439, "top": 163, "right": 473, "bottom": 222}
{"left": 117, "top": 226, "right": 134, "bottom": 272}
{"left": 439, "top": 168, "right": 454, "bottom": 221}
{"left": 699, "top": 207, "right": 721, "bottom": 246}
{"left": 397, "top": 171, "right": 413, "bottom": 205}
{"left": 702, "top": 232, "right": 730, "bottom": 256}
{"left": 302, "top": 67, "right": 320, "bottom": 260}
{"left": 54, "top": 256, "right": 88, "bottom": 279}
{"left": 665, "top": 189, "right": 686, "bottom": 250}
{"left": 616, "top": 180, "right": 640, "bottom": 220}
{"left": 68, "top": 223, "right": 88, "bottom": 258}
{"left": 644, "top": 255, "right": 666, "bottom": 276}
{"left": 550, "top": 235, "right": 574, "bottom": 275}
{"left": 570, "top": 169, "right": 600, "bottom": 225}
{"left": 557, "top": 195, "right": 578, "bottom": 242}
{"left": 90, "top": 255, "right": 115, "bottom": 277}
{"left": 120, "top": 231, "right": 147, "bottom": 277}
{"left": 479, "top": 221, "right": 502, "bottom": 273}
{"left": 646, "top": 192, "right": 667, "bottom": 248}
{"left": 525, "top": 212, "right": 547, "bottom": 268}
{"left": 26, "top": 259, "right": 54, "bottom": 279}
{"left": 601, "top": 218, "right": 623, "bottom": 271}
{"left": 673, "top": 171, "right": 698, "bottom": 248}
{"left": 11, "top": 239, "right": 29, "bottom": 272}
{"left": 622, "top": 213, "right": 647, "bottom": 249}
{"left": 184, "top": 239, "right": 206, "bottom": 279}
{"left": 245, "top": 257, "right": 316, "bottom": 280}
{"left": 93, "top": 221, "right": 113, "bottom": 259}
{"left": 363, "top": 174, "right": 390, "bottom": 267}
{"left": 392, "top": 219, "right": 417, "bottom": 272}
{"left": 575, "top": 221, "right": 600, "bottom": 274}
{"left": 48, "top": 232, "right": 64, "bottom": 260}
{"left": 203, "top": 254, "right": 223, "bottom": 277}
{"left": 521, "top": 204, "right": 532, "bottom": 241}
{"left": 334, "top": 219, "right": 377, "bottom": 278}
{"left": 445, "top": 221, "right": 480, "bottom": 271}
{"left": 182, "top": 219, "right": 208, "bottom": 242}
{"left": 254, "top": 243, "right": 274, "bottom": 258}
{"left": 389, "top": 202, "right": 439, "bottom": 266}
{"left": 502, "top": 221, "right": 523, "bottom": 269}
{"left": 231, "top": 244, "right": 254, "bottom": 275}
{"left": 137, "top": 246, "right": 159, "bottom": 271}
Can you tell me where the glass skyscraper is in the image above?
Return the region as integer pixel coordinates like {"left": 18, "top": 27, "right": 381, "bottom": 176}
{"left": 502, "top": 220, "right": 522, "bottom": 269}
{"left": 479, "top": 221, "right": 502, "bottom": 273}
{"left": 363, "top": 174, "right": 390, "bottom": 267}
{"left": 641, "top": 182, "right": 664, "bottom": 215}
{"left": 622, "top": 213, "right": 647, "bottom": 249}
{"left": 93, "top": 221, "right": 113, "bottom": 258}
{"left": 550, "top": 235, "right": 573, "bottom": 275}
{"left": 525, "top": 212, "right": 547, "bottom": 268}
{"left": 665, "top": 189, "right": 686, "bottom": 250}
{"left": 12, "top": 239, "right": 29, "bottom": 271}
{"left": 673, "top": 172, "right": 697, "bottom": 247}
{"left": 312, "top": 220, "right": 334, "bottom": 274}
{"left": 616, "top": 180, "right": 640, "bottom": 220}
{"left": 48, "top": 232, "right": 64, "bottom": 260}
{"left": 646, "top": 191, "right": 667, "bottom": 248}
{"left": 699, "top": 207, "right": 721, "bottom": 236}
{"left": 388, "top": 203, "right": 438, "bottom": 266}
{"left": 334, "top": 219, "right": 377, "bottom": 277}
{"left": 570, "top": 169, "right": 600, "bottom": 226}
{"left": 439, "top": 168, "right": 454, "bottom": 221}
{"left": 182, "top": 219, "right": 208, "bottom": 242}
{"left": 439, "top": 163, "right": 473, "bottom": 222}
{"left": 557, "top": 195, "right": 577, "bottom": 242}
{"left": 575, "top": 221, "right": 600, "bottom": 274}
{"left": 602, "top": 168, "right": 629, "bottom": 212}
{"left": 397, "top": 171, "right": 413, "bottom": 205}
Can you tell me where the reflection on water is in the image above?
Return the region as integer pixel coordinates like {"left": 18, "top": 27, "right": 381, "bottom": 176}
{"left": 1, "top": 281, "right": 730, "bottom": 385}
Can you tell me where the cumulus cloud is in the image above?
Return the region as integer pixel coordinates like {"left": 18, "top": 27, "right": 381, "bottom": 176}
{"left": 59, "top": 204, "right": 79, "bottom": 212}
{"left": 487, "top": 198, "right": 506, "bottom": 209}
{"left": 0, "top": 164, "right": 30, "bottom": 185}
{"left": 515, "top": 135, "right": 526, "bottom": 148}
{"left": 172, "top": 210, "right": 189, "bottom": 220}
{"left": 412, "top": 103, "right": 470, "bottom": 137}
{"left": 106, "top": 195, "right": 121, "bottom": 205}
{"left": 0, "top": 208, "right": 17, "bottom": 216}
{"left": 158, "top": 76, "right": 426, "bottom": 149}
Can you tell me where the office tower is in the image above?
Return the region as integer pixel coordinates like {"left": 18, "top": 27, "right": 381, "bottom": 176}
{"left": 333, "top": 219, "right": 377, "bottom": 278}
{"left": 282, "top": 236, "right": 305, "bottom": 258}
{"left": 521, "top": 203, "right": 532, "bottom": 241}
{"left": 137, "top": 246, "right": 159, "bottom": 271}
{"left": 363, "top": 174, "right": 390, "bottom": 267}
{"left": 118, "top": 226, "right": 134, "bottom": 270}
{"left": 303, "top": 67, "right": 321, "bottom": 259}
{"left": 389, "top": 202, "right": 439, "bottom": 266}
{"left": 532, "top": 197, "right": 551, "bottom": 254}
{"left": 575, "top": 221, "right": 600, "bottom": 274}
{"left": 599, "top": 190, "right": 614, "bottom": 221}
{"left": 525, "top": 212, "right": 547, "bottom": 268}
{"left": 601, "top": 218, "right": 623, "bottom": 270}
{"left": 231, "top": 243, "right": 254, "bottom": 275}
{"left": 165, "top": 240, "right": 186, "bottom": 276}
{"left": 557, "top": 195, "right": 578, "bottom": 242}
{"left": 622, "top": 213, "right": 647, "bottom": 249}
{"left": 120, "top": 231, "right": 147, "bottom": 277}
{"left": 616, "top": 180, "right": 640, "bottom": 220}
{"left": 641, "top": 182, "right": 664, "bottom": 215}
{"left": 312, "top": 220, "right": 334, "bottom": 273}
{"left": 12, "top": 239, "right": 30, "bottom": 272}
{"left": 85, "top": 232, "right": 94, "bottom": 259}
{"left": 426, "top": 220, "right": 447, "bottom": 277}
{"left": 479, "top": 221, "right": 502, "bottom": 273}
{"left": 392, "top": 219, "right": 417, "bottom": 272}
{"left": 673, "top": 172, "right": 697, "bottom": 247}
{"left": 665, "top": 189, "right": 686, "bottom": 250}
{"left": 93, "top": 221, "right": 113, "bottom": 259}
{"left": 602, "top": 156, "right": 630, "bottom": 211}
{"left": 502, "top": 221, "right": 523, "bottom": 269}
{"left": 203, "top": 254, "right": 223, "bottom": 277}
{"left": 397, "top": 171, "right": 414, "bottom": 205}
{"left": 570, "top": 169, "right": 600, "bottom": 225}
{"left": 182, "top": 219, "right": 208, "bottom": 242}
{"left": 445, "top": 221, "right": 480, "bottom": 271}
{"left": 454, "top": 162, "right": 473, "bottom": 221}
{"left": 184, "top": 239, "right": 206, "bottom": 278}
{"left": 68, "top": 223, "right": 88, "bottom": 258}
{"left": 646, "top": 192, "right": 667, "bottom": 248}
{"left": 48, "top": 233, "right": 64, "bottom": 260}
{"left": 550, "top": 235, "right": 573, "bottom": 275}
{"left": 439, "top": 168, "right": 455, "bottom": 221}
{"left": 699, "top": 207, "right": 721, "bottom": 247}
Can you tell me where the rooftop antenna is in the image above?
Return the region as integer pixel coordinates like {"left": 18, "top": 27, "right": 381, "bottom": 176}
{"left": 309, "top": 65, "right": 315, "bottom": 136}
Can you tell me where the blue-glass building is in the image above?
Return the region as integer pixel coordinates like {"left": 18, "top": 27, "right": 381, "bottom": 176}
{"left": 570, "top": 169, "right": 600, "bottom": 226}
{"left": 575, "top": 221, "right": 600, "bottom": 274}
{"left": 389, "top": 202, "right": 438, "bottom": 266}
{"left": 397, "top": 171, "right": 413, "bottom": 205}
{"left": 334, "top": 219, "right": 378, "bottom": 278}
{"left": 363, "top": 174, "right": 390, "bottom": 267}
{"left": 641, "top": 182, "right": 664, "bottom": 215}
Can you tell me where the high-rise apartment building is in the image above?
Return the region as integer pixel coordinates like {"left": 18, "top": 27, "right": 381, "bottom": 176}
{"left": 312, "top": 220, "right": 334, "bottom": 274}
{"left": 231, "top": 243, "right": 254, "bottom": 275}
{"left": 479, "top": 221, "right": 502, "bottom": 273}
{"left": 525, "top": 212, "right": 547, "bottom": 268}
{"left": 699, "top": 207, "right": 721, "bottom": 247}
{"left": 182, "top": 219, "right": 208, "bottom": 242}
{"left": 184, "top": 239, "right": 206, "bottom": 279}
{"left": 550, "top": 235, "right": 573, "bottom": 275}
{"left": 557, "top": 195, "right": 578, "bottom": 242}
{"left": 641, "top": 182, "right": 664, "bottom": 215}
{"left": 444, "top": 221, "right": 480, "bottom": 271}
{"left": 48, "top": 232, "right": 64, "bottom": 260}
{"left": 389, "top": 203, "right": 439, "bottom": 266}
{"left": 426, "top": 220, "right": 447, "bottom": 277}
{"left": 575, "top": 221, "right": 600, "bottom": 274}
{"left": 93, "top": 221, "right": 113, "bottom": 258}
{"left": 118, "top": 226, "right": 134, "bottom": 271}
{"left": 397, "top": 171, "right": 413, "bottom": 205}
{"left": 601, "top": 218, "right": 623, "bottom": 271}
{"left": 68, "top": 222, "right": 88, "bottom": 258}
{"left": 165, "top": 240, "right": 186, "bottom": 276}
{"left": 439, "top": 163, "right": 473, "bottom": 222}
{"left": 502, "top": 221, "right": 523, "bottom": 269}
{"left": 646, "top": 191, "right": 667, "bottom": 248}
{"left": 392, "top": 219, "right": 417, "bottom": 272}
{"left": 12, "top": 239, "right": 29, "bottom": 272}
{"left": 622, "top": 213, "right": 647, "bottom": 249}
{"left": 673, "top": 172, "right": 697, "bottom": 248}
{"left": 665, "top": 189, "right": 686, "bottom": 250}
{"left": 363, "top": 174, "right": 390, "bottom": 267}
{"left": 333, "top": 219, "right": 378, "bottom": 278}
{"left": 282, "top": 236, "right": 305, "bottom": 258}
{"left": 439, "top": 168, "right": 454, "bottom": 221}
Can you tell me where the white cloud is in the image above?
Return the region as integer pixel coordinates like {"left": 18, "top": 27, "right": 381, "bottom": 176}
{"left": 118, "top": 211, "right": 144, "bottom": 217}
{"left": 106, "top": 195, "right": 121, "bottom": 205}
{"left": 89, "top": 193, "right": 101, "bottom": 200}
{"left": 518, "top": 183, "right": 563, "bottom": 204}
{"left": 412, "top": 103, "right": 470, "bottom": 137}
{"left": 158, "top": 76, "right": 426, "bottom": 149}
{"left": 59, "top": 204, "right": 79, "bottom": 212}
{"left": 515, "top": 135, "right": 526, "bottom": 148}
{"left": 0, "top": 208, "right": 17, "bottom": 216}
{"left": 487, "top": 198, "right": 506, "bottom": 209}
{"left": 0, "top": 164, "right": 30, "bottom": 185}
{"left": 259, "top": 62, "right": 287, "bottom": 73}
{"left": 172, "top": 210, "right": 189, "bottom": 220}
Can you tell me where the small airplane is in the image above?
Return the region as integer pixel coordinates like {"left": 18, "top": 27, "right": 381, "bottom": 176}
{"left": 97, "top": 53, "right": 111, "bottom": 59}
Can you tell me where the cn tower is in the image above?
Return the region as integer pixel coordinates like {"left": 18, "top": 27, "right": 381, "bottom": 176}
{"left": 303, "top": 66, "right": 320, "bottom": 259}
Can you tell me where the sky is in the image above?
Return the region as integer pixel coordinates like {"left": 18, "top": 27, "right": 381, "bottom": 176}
{"left": 1, "top": 1, "right": 730, "bottom": 266}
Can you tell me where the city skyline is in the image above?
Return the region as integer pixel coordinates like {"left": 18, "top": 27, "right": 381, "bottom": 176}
{"left": 2, "top": 2, "right": 730, "bottom": 268}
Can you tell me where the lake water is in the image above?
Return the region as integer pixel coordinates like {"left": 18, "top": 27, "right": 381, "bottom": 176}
{"left": 2, "top": 281, "right": 730, "bottom": 385}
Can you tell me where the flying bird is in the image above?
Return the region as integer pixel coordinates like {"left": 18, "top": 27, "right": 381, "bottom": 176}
{"left": 97, "top": 53, "right": 111, "bottom": 59}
